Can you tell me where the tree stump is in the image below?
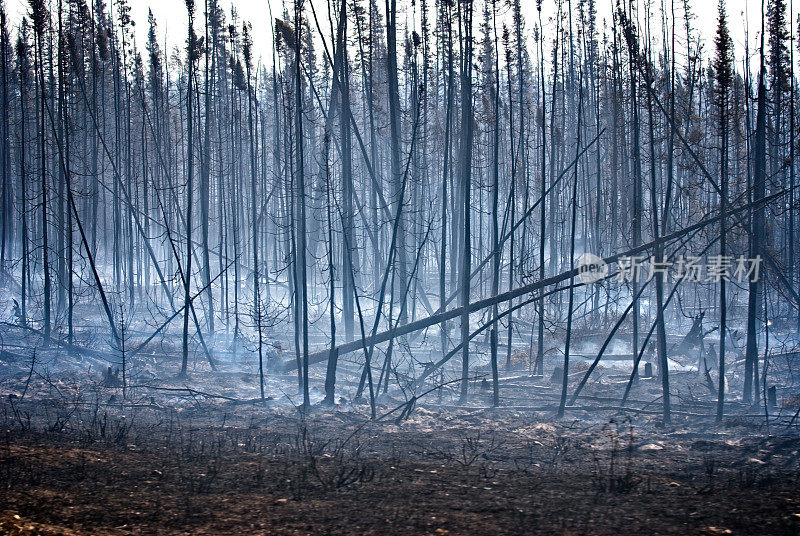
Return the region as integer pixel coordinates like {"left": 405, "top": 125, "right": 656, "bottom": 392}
{"left": 550, "top": 366, "right": 563, "bottom": 385}
{"left": 768, "top": 386, "right": 777, "bottom": 408}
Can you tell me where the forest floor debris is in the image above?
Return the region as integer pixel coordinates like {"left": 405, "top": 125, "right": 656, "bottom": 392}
{"left": 1, "top": 326, "right": 799, "bottom": 534}
{"left": 1, "top": 374, "right": 800, "bottom": 535}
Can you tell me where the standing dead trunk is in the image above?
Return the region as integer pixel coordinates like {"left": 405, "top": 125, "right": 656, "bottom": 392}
{"left": 620, "top": 5, "right": 641, "bottom": 383}
{"left": 0, "top": 8, "right": 8, "bottom": 270}
{"left": 295, "top": 0, "right": 310, "bottom": 409}
{"left": 180, "top": 0, "right": 197, "bottom": 378}
{"left": 557, "top": 63, "right": 583, "bottom": 419}
{"left": 339, "top": 0, "right": 355, "bottom": 342}
{"left": 439, "top": 1, "right": 455, "bottom": 385}
{"left": 17, "top": 34, "right": 29, "bottom": 327}
{"left": 714, "top": 0, "right": 732, "bottom": 422}
{"left": 458, "top": 0, "right": 474, "bottom": 403}
{"left": 489, "top": 0, "right": 500, "bottom": 407}
{"left": 535, "top": 3, "right": 547, "bottom": 377}
{"left": 644, "top": 43, "right": 671, "bottom": 424}
{"left": 745, "top": 1, "right": 767, "bottom": 405}
{"left": 31, "top": 0, "right": 51, "bottom": 345}
{"left": 243, "top": 24, "right": 264, "bottom": 399}
{"left": 201, "top": 0, "right": 215, "bottom": 335}
{"left": 385, "top": 0, "right": 407, "bottom": 324}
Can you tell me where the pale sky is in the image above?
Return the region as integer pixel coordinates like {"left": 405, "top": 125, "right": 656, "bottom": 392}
{"left": 3, "top": 0, "right": 798, "bottom": 74}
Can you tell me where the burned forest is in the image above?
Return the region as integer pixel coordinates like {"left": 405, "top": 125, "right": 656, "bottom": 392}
{"left": 0, "top": 0, "right": 799, "bottom": 533}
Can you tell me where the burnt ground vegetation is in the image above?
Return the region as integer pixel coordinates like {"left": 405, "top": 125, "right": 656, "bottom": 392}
{"left": 1, "top": 337, "right": 799, "bottom": 536}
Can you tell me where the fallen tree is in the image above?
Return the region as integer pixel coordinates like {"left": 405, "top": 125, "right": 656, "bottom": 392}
{"left": 279, "top": 187, "right": 789, "bottom": 373}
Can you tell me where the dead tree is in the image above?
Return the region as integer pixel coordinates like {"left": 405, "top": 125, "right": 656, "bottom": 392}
{"left": 180, "top": 0, "right": 198, "bottom": 379}
{"left": 714, "top": 0, "right": 733, "bottom": 422}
